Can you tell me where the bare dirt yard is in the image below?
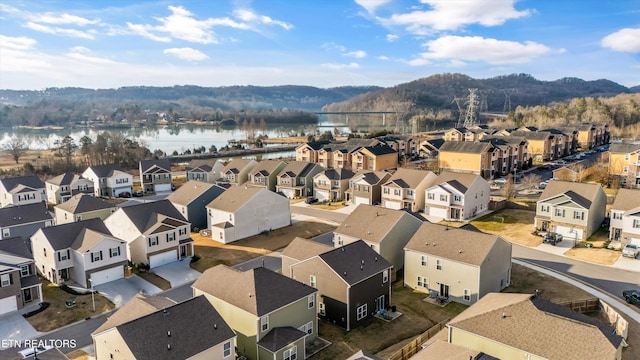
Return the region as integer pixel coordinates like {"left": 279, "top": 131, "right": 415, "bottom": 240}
{"left": 470, "top": 209, "right": 542, "bottom": 247}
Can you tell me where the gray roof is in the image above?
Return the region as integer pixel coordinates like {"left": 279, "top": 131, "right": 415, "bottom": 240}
{"left": 439, "top": 141, "right": 492, "bottom": 154}
{"left": 319, "top": 240, "right": 392, "bottom": 285}
{"left": 320, "top": 168, "right": 355, "bottom": 181}
{"left": 46, "top": 172, "right": 81, "bottom": 186}
{"left": 93, "top": 293, "right": 176, "bottom": 334}
{"left": 167, "top": 181, "right": 226, "bottom": 206}
{"left": 117, "top": 295, "right": 235, "bottom": 360}
{"left": 281, "top": 237, "right": 333, "bottom": 261}
{"left": 279, "top": 161, "right": 321, "bottom": 178}
{"left": 0, "top": 175, "right": 44, "bottom": 191}
{"left": 85, "top": 164, "right": 122, "bottom": 178}
{"left": 257, "top": 327, "right": 306, "bottom": 352}
{"left": 611, "top": 188, "right": 640, "bottom": 212}
{"left": 193, "top": 266, "right": 316, "bottom": 316}
{"left": 0, "top": 202, "right": 52, "bottom": 227}
{"left": 350, "top": 170, "right": 390, "bottom": 186}
{"left": 384, "top": 168, "right": 435, "bottom": 189}
{"left": 38, "top": 218, "right": 113, "bottom": 250}
{"left": 0, "top": 236, "right": 33, "bottom": 260}
{"left": 335, "top": 204, "right": 422, "bottom": 244}
{"left": 609, "top": 143, "right": 640, "bottom": 154}
{"left": 433, "top": 171, "right": 483, "bottom": 192}
{"left": 55, "top": 194, "right": 114, "bottom": 214}
{"left": 539, "top": 181, "right": 602, "bottom": 208}
{"left": 361, "top": 144, "right": 397, "bottom": 156}
{"left": 116, "top": 200, "right": 188, "bottom": 232}
{"left": 249, "top": 160, "right": 286, "bottom": 177}
{"left": 509, "top": 130, "right": 553, "bottom": 141}
{"left": 140, "top": 159, "right": 171, "bottom": 173}
{"left": 186, "top": 159, "right": 223, "bottom": 172}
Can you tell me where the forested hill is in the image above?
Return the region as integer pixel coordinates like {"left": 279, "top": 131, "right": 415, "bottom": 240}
{"left": 323, "top": 73, "right": 637, "bottom": 113}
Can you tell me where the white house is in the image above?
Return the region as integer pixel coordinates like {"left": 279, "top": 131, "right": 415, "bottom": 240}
{"left": 82, "top": 164, "right": 133, "bottom": 198}
{"left": 610, "top": 188, "right": 640, "bottom": 247}
{"left": 0, "top": 176, "right": 46, "bottom": 207}
{"left": 45, "top": 172, "right": 94, "bottom": 205}
{"left": 207, "top": 186, "right": 290, "bottom": 244}
{"left": 31, "top": 218, "right": 128, "bottom": 288}
{"left": 424, "top": 171, "right": 490, "bottom": 222}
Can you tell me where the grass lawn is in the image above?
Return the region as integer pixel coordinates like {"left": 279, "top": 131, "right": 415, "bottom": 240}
{"left": 310, "top": 201, "right": 346, "bottom": 210}
{"left": 27, "top": 279, "right": 115, "bottom": 332}
{"left": 190, "top": 221, "right": 336, "bottom": 272}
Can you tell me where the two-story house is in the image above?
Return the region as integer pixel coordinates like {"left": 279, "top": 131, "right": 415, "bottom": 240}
{"left": 438, "top": 141, "right": 494, "bottom": 179}
{"left": 45, "top": 172, "right": 94, "bottom": 205}
{"left": 216, "top": 159, "right": 258, "bottom": 187}
{"left": 0, "top": 237, "right": 42, "bottom": 315}
{"left": 193, "top": 265, "right": 318, "bottom": 360}
{"left": 404, "top": 222, "right": 512, "bottom": 304}
{"left": 31, "top": 218, "right": 128, "bottom": 288}
{"left": 282, "top": 239, "right": 392, "bottom": 331}
{"left": 534, "top": 181, "right": 606, "bottom": 241}
{"left": 381, "top": 168, "right": 437, "bottom": 211}
{"left": 345, "top": 170, "right": 392, "bottom": 206}
{"left": 313, "top": 168, "right": 355, "bottom": 202}
{"left": 418, "top": 138, "right": 445, "bottom": 158}
{"left": 168, "top": 180, "right": 226, "bottom": 232}
{"left": 139, "top": 159, "right": 173, "bottom": 194}
{"left": 0, "top": 202, "right": 53, "bottom": 242}
{"left": 207, "top": 186, "right": 290, "bottom": 244}
{"left": 92, "top": 294, "right": 236, "bottom": 360}
{"left": 246, "top": 159, "right": 287, "bottom": 192}
{"left": 82, "top": 164, "right": 133, "bottom": 198}
{"left": 424, "top": 172, "right": 490, "bottom": 222}
{"left": 276, "top": 161, "right": 325, "bottom": 199}
{"left": 317, "top": 139, "right": 381, "bottom": 169}
{"left": 333, "top": 204, "right": 423, "bottom": 271}
{"left": 0, "top": 175, "right": 46, "bottom": 207}
{"left": 103, "top": 200, "right": 193, "bottom": 268}
{"left": 609, "top": 188, "right": 640, "bottom": 247}
{"left": 509, "top": 130, "right": 561, "bottom": 162}
{"left": 480, "top": 136, "right": 529, "bottom": 172}
{"left": 350, "top": 145, "right": 398, "bottom": 172}
{"left": 377, "top": 135, "right": 418, "bottom": 158}
{"left": 295, "top": 141, "right": 330, "bottom": 163}
{"left": 608, "top": 142, "right": 640, "bottom": 188}
{"left": 185, "top": 159, "right": 226, "bottom": 183}
{"left": 54, "top": 194, "right": 117, "bottom": 225}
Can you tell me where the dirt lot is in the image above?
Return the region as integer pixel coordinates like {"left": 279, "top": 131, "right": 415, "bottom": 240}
{"left": 471, "top": 209, "right": 542, "bottom": 247}
{"left": 190, "top": 221, "right": 336, "bottom": 272}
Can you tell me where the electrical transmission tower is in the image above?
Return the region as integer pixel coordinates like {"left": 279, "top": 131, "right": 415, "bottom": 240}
{"left": 463, "top": 88, "right": 479, "bottom": 128}
{"left": 411, "top": 117, "right": 418, "bottom": 135}
{"left": 479, "top": 89, "right": 490, "bottom": 113}
{"left": 452, "top": 96, "right": 465, "bottom": 128}
{"left": 502, "top": 89, "right": 515, "bottom": 113}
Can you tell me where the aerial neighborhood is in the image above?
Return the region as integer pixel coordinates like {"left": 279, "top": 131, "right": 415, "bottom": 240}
{"left": 0, "top": 123, "right": 639, "bottom": 360}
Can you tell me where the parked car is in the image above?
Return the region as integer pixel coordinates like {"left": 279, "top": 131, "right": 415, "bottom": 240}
{"left": 494, "top": 178, "right": 508, "bottom": 185}
{"left": 118, "top": 192, "right": 131, "bottom": 198}
{"left": 622, "top": 244, "right": 639, "bottom": 258}
{"left": 623, "top": 289, "right": 640, "bottom": 306}
{"left": 537, "top": 181, "right": 548, "bottom": 190}
{"left": 19, "top": 346, "right": 54, "bottom": 358}
{"left": 132, "top": 191, "right": 143, "bottom": 197}
{"left": 305, "top": 197, "right": 318, "bottom": 204}
{"left": 543, "top": 233, "right": 563, "bottom": 245}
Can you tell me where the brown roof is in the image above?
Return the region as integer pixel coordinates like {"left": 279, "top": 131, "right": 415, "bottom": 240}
{"left": 448, "top": 293, "right": 622, "bottom": 360}
{"left": 404, "top": 222, "right": 509, "bottom": 266}
{"left": 384, "top": 168, "right": 436, "bottom": 189}
{"left": 539, "top": 180, "right": 603, "bottom": 206}
{"left": 166, "top": 180, "right": 225, "bottom": 205}
{"left": 439, "top": 141, "right": 492, "bottom": 154}
{"left": 205, "top": 186, "right": 270, "bottom": 212}
{"left": 71, "top": 228, "right": 122, "bottom": 252}
{"left": 249, "top": 159, "right": 286, "bottom": 176}
{"left": 281, "top": 237, "right": 332, "bottom": 261}
{"left": 412, "top": 339, "right": 480, "bottom": 360}
{"left": 335, "top": 204, "right": 421, "bottom": 244}
{"left": 611, "top": 188, "right": 640, "bottom": 212}
{"left": 221, "top": 159, "right": 255, "bottom": 174}
{"left": 93, "top": 293, "right": 175, "bottom": 334}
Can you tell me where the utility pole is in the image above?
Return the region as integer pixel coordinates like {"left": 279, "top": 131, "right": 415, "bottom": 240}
{"left": 502, "top": 89, "right": 515, "bottom": 113}
{"left": 463, "top": 88, "right": 479, "bottom": 128}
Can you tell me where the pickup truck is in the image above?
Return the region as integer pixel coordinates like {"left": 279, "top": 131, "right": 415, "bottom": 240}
{"left": 623, "top": 289, "right": 640, "bottom": 306}
{"left": 622, "top": 244, "right": 639, "bottom": 258}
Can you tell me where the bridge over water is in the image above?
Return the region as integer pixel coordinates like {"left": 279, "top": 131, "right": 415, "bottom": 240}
{"left": 315, "top": 111, "right": 400, "bottom": 126}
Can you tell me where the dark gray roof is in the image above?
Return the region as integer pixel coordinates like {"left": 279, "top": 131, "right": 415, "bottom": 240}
{"left": 563, "top": 190, "right": 592, "bottom": 209}
{"left": 117, "top": 295, "right": 235, "bottom": 360}
{"left": 439, "top": 141, "right": 492, "bottom": 154}
{"left": 0, "top": 203, "right": 52, "bottom": 227}
{"left": 306, "top": 141, "right": 331, "bottom": 150}
{"left": 55, "top": 194, "right": 114, "bottom": 214}
{"left": 443, "top": 179, "right": 467, "bottom": 193}
{"left": 609, "top": 143, "right": 640, "bottom": 154}
{"left": 85, "top": 164, "right": 122, "bottom": 177}
{"left": 39, "top": 218, "right": 112, "bottom": 250}
{"left": 0, "top": 175, "right": 44, "bottom": 191}
{"left": 322, "top": 168, "right": 355, "bottom": 181}
{"left": 425, "top": 138, "right": 445, "bottom": 149}
{"left": 0, "top": 236, "right": 33, "bottom": 259}
{"left": 319, "top": 240, "right": 392, "bottom": 285}
{"left": 140, "top": 159, "right": 171, "bottom": 173}
{"left": 186, "top": 159, "right": 222, "bottom": 172}
{"left": 257, "top": 327, "right": 306, "bottom": 352}
{"left": 46, "top": 172, "right": 77, "bottom": 186}
{"left": 117, "top": 200, "right": 187, "bottom": 232}
{"left": 362, "top": 144, "right": 397, "bottom": 156}
{"left": 509, "top": 130, "right": 553, "bottom": 141}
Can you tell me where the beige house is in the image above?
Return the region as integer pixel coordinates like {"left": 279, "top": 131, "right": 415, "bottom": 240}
{"left": 438, "top": 141, "right": 494, "bottom": 178}
{"left": 193, "top": 265, "right": 318, "bottom": 360}
{"left": 313, "top": 168, "right": 355, "bottom": 202}
{"left": 275, "top": 161, "right": 325, "bottom": 199}
{"left": 350, "top": 145, "right": 398, "bottom": 171}
{"left": 317, "top": 139, "right": 381, "bottom": 169}
{"left": 45, "top": 172, "right": 94, "bottom": 205}
{"left": 534, "top": 181, "right": 606, "bottom": 241}
{"left": 216, "top": 159, "right": 258, "bottom": 186}
{"left": 381, "top": 168, "right": 437, "bottom": 211}
{"left": 344, "top": 170, "right": 392, "bottom": 206}
{"left": 295, "top": 141, "right": 331, "bottom": 163}
{"left": 92, "top": 294, "right": 236, "bottom": 360}
{"left": 415, "top": 293, "right": 623, "bottom": 360}
{"left": 608, "top": 142, "right": 640, "bottom": 188}
{"left": 333, "top": 204, "right": 423, "bottom": 270}
{"left": 609, "top": 188, "right": 640, "bottom": 247}
{"left": 54, "top": 194, "right": 117, "bottom": 225}
{"left": 186, "top": 159, "right": 226, "bottom": 183}
{"left": 424, "top": 171, "right": 490, "bottom": 222}
{"left": 404, "top": 222, "right": 512, "bottom": 304}
{"left": 139, "top": 159, "right": 173, "bottom": 194}
{"left": 246, "top": 159, "right": 287, "bottom": 191}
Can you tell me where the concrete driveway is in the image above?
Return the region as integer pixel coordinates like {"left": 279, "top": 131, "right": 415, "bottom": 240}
{"left": 234, "top": 252, "right": 282, "bottom": 273}
{"left": 94, "top": 275, "right": 162, "bottom": 308}
{"left": 0, "top": 312, "right": 39, "bottom": 349}
{"left": 153, "top": 260, "right": 201, "bottom": 287}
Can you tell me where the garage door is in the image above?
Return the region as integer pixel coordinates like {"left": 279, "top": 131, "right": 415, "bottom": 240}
{"left": 113, "top": 187, "right": 131, "bottom": 197}
{"left": 426, "top": 206, "right": 447, "bottom": 219}
{"left": 354, "top": 197, "right": 370, "bottom": 205}
{"left": 627, "top": 237, "right": 640, "bottom": 247}
{"left": 154, "top": 183, "right": 172, "bottom": 193}
{"left": 0, "top": 296, "right": 18, "bottom": 315}
{"left": 553, "top": 225, "right": 583, "bottom": 240}
{"left": 384, "top": 200, "right": 401, "bottom": 210}
{"left": 90, "top": 266, "right": 124, "bottom": 286}
{"left": 149, "top": 250, "right": 177, "bottom": 268}
{"left": 315, "top": 190, "right": 329, "bottom": 202}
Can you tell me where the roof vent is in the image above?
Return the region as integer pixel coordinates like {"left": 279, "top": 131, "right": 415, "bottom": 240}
{"left": 168, "top": 344, "right": 171, "bottom": 350}
{"left": 432, "top": 243, "right": 436, "bottom": 246}
{"left": 361, "top": 260, "right": 365, "bottom": 265}
{"left": 167, "top": 331, "right": 171, "bottom": 337}
{"left": 214, "top": 324, "right": 217, "bottom": 330}
{"left": 374, "top": 257, "right": 378, "bottom": 261}
{"left": 343, "top": 271, "right": 347, "bottom": 276}
{"left": 341, "top": 247, "right": 345, "bottom": 252}
{"left": 502, "top": 313, "right": 507, "bottom": 319}
{"left": 458, "top": 250, "right": 463, "bottom": 254}
{"left": 360, "top": 265, "right": 363, "bottom": 270}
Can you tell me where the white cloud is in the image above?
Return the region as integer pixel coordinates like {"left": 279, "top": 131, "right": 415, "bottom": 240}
{"left": 378, "top": 55, "right": 389, "bottom": 60}
{"left": 66, "top": 52, "right": 116, "bottom": 65}
{"left": 321, "top": 62, "right": 360, "bottom": 70}
{"left": 322, "top": 42, "right": 347, "bottom": 52}
{"left": 153, "top": 5, "right": 219, "bottom": 44}
{"left": 386, "top": 34, "right": 399, "bottom": 42}
{"left": 126, "top": 23, "right": 172, "bottom": 42}
{"left": 70, "top": 46, "right": 91, "bottom": 53}
{"left": 601, "top": 28, "right": 640, "bottom": 53}
{"left": 383, "top": 0, "right": 532, "bottom": 32}
{"left": 163, "top": 47, "right": 209, "bottom": 61}
{"left": 355, "top": 0, "right": 392, "bottom": 13}
{"left": 344, "top": 50, "right": 367, "bottom": 58}
{"left": 233, "top": 9, "right": 293, "bottom": 30}
{"left": 24, "top": 22, "right": 96, "bottom": 39}
{"left": 414, "top": 35, "right": 550, "bottom": 65}
{"left": 27, "top": 12, "right": 99, "bottom": 26}
{"left": 0, "top": 35, "right": 37, "bottom": 50}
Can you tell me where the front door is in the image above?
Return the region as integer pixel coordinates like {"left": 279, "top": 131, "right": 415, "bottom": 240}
{"left": 180, "top": 245, "right": 187, "bottom": 258}
{"left": 541, "top": 221, "right": 549, "bottom": 232}
{"left": 60, "top": 268, "right": 69, "bottom": 281}
{"left": 439, "top": 284, "right": 449, "bottom": 298}
{"left": 375, "top": 295, "right": 385, "bottom": 311}
{"left": 23, "top": 288, "right": 32, "bottom": 302}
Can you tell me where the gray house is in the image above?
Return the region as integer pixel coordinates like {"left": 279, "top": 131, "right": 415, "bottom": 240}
{"left": 247, "top": 160, "right": 288, "bottom": 192}
{"left": 0, "top": 202, "right": 54, "bottom": 243}
{"left": 139, "top": 159, "right": 173, "bottom": 194}
{"left": 276, "top": 161, "right": 325, "bottom": 199}
{"left": 0, "top": 237, "right": 42, "bottom": 315}
{"left": 168, "top": 180, "right": 226, "bottom": 231}
{"left": 186, "top": 159, "right": 226, "bottom": 183}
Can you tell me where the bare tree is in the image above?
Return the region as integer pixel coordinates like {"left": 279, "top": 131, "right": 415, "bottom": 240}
{"left": 502, "top": 174, "right": 515, "bottom": 199}
{"left": 2, "top": 137, "right": 28, "bottom": 164}
{"left": 521, "top": 173, "right": 541, "bottom": 190}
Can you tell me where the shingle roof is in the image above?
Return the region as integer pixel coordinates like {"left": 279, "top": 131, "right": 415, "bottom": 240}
{"left": 140, "top": 159, "right": 171, "bottom": 173}
{"left": 0, "top": 236, "right": 33, "bottom": 261}
{"left": 205, "top": 186, "right": 266, "bottom": 212}
{"left": 383, "top": 168, "right": 436, "bottom": 189}
{"left": 38, "top": 218, "right": 113, "bottom": 250}
{"left": 448, "top": 293, "right": 622, "bottom": 360}
{"left": 609, "top": 143, "right": 640, "bottom": 154}
{"left": 257, "top": 327, "right": 306, "bottom": 352}
{"left": 116, "top": 200, "right": 187, "bottom": 232}
{"left": 249, "top": 160, "right": 286, "bottom": 177}
{"left": 192, "top": 265, "right": 316, "bottom": 316}
{"left": 93, "top": 293, "right": 176, "bottom": 334}
{"left": 320, "top": 168, "right": 355, "bottom": 181}
{"left": 350, "top": 170, "right": 390, "bottom": 186}
{"left": 46, "top": 172, "right": 78, "bottom": 186}
{"left": 0, "top": 202, "right": 52, "bottom": 227}
{"left": 85, "top": 164, "right": 122, "bottom": 178}
{"left": 335, "top": 204, "right": 421, "bottom": 244}
{"left": 167, "top": 180, "right": 225, "bottom": 206}
{"left": 539, "top": 181, "right": 602, "bottom": 208}
{"left": 345, "top": 350, "right": 384, "bottom": 360}
{"left": 116, "top": 295, "right": 235, "bottom": 360}
{"left": 186, "top": 159, "right": 224, "bottom": 172}
{"left": 0, "top": 175, "right": 44, "bottom": 191}
{"left": 424, "top": 138, "right": 445, "bottom": 149}
{"left": 404, "top": 222, "right": 509, "bottom": 266}
{"left": 433, "top": 171, "right": 483, "bottom": 191}
{"left": 611, "top": 188, "right": 640, "bottom": 212}
{"left": 279, "top": 161, "right": 320, "bottom": 178}
{"left": 361, "top": 144, "right": 397, "bottom": 156}
{"left": 319, "top": 240, "right": 392, "bottom": 285}
{"left": 55, "top": 194, "right": 114, "bottom": 214}
{"left": 281, "top": 237, "right": 333, "bottom": 261}
{"left": 221, "top": 159, "right": 255, "bottom": 174}
{"left": 439, "top": 141, "right": 492, "bottom": 154}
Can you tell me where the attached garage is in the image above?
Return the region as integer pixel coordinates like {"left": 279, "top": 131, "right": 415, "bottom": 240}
{"left": 627, "top": 237, "right": 640, "bottom": 247}
{"left": 113, "top": 187, "right": 131, "bottom": 197}
{"left": 384, "top": 200, "right": 401, "bottom": 210}
{"left": 354, "top": 197, "right": 370, "bottom": 205}
{"left": 553, "top": 225, "right": 583, "bottom": 240}
{"left": 149, "top": 250, "right": 177, "bottom": 268}
{"left": 90, "top": 266, "right": 124, "bottom": 286}
{"left": 315, "top": 190, "right": 329, "bottom": 202}
{"left": 154, "top": 183, "right": 172, "bottom": 193}
{"left": 0, "top": 296, "right": 18, "bottom": 315}
{"left": 426, "top": 206, "right": 447, "bottom": 219}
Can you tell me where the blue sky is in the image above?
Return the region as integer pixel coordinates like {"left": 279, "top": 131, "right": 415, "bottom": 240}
{"left": 0, "top": 0, "right": 639, "bottom": 90}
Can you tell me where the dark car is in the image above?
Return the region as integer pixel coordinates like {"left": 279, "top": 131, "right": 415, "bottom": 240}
{"left": 623, "top": 290, "right": 640, "bottom": 306}
{"left": 132, "top": 191, "right": 143, "bottom": 197}
{"left": 118, "top": 192, "right": 131, "bottom": 198}
{"left": 543, "top": 233, "right": 563, "bottom": 245}
{"left": 305, "top": 197, "right": 318, "bottom": 204}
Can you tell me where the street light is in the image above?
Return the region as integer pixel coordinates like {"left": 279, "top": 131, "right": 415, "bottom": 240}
{"left": 89, "top": 278, "right": 95, "bottom": 312}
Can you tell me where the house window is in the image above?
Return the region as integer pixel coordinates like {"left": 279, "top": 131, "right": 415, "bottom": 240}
{"left": 354, "top": 184, "right": 360, "bottom": 191}
{"left": 634, "top": 219, "right": 640, "bottom": 229}
{"left": 20, "top": 264, "right": 30, "bottom": 277}
{"left": 223, "top": 341, "right": 232, "bottom": 358}
{"left": 166, "top": 232, "right": 175, "bottom": 242}
{"left": 260, "top": 315, "right": 269, "bottom": 332}
{"left": 356, "top": 304, "right": 367, "bottom": 321}
{"left": 308, "top": 294, "right": 315, "bottom": 309}
{"left": 573, "top": 211, "right": 584, "bottom": 220}
{"left": 625, "top": 154, "right": 630, "bottom": 161}
{"left": 541, "top": 205, "right": 549, "bottom": 212}
{"left": 383, "top": 270, "right": 389, "bottom": 283}
{"left": 439, "top": 194, "right": 447, "bottom": 201}
{"left": 383, "top": 188, "right": 390, "bottom": 195}
{"left": 148, "top": 237, "right": 158, "bottom": 246}
{"left": 283, "top": 347, "right": 297, "bottom": 360}
{"left": 555, "top": 209, "right": 565, "bottom": 217}
{"left": 229, "top": 214, "right": 233, "bottom": 222}
{"left": 417, "top": 276, "right": 426, "bottom": 288}
{"left": 363, "top": 186, "right": 369, "bottom": 193}
{"left": 298, "top": 321, "right": 313, "bottom": 335}
{"left": 1, "top": 273, "right": 11, "bottom": 287}
{"left": 421, "top": 256, "right": 427, "bottom": 266}
{"left": 407, "top": 190, "right": 414, "bottom": 196}
{"left": 319, "top": 302, "right": 325, "bottom": 316}
{"left": 91, "top": 251, "right": 103, "bottom": 262}
{"left": 623, "top": 166, "right": 628, "bottom": 173}
{"left": 427, "top": 193, "right": 434, "bottom": 200}
{"left": 310, "top": 275, "right": 316, "bottom": 288}
{"left": 179, "top": 228, "right": 187, "bottom": 236}
{"left": 43, "top": 248, "right": 46, "bottom": 257}
{"left": 436, "top": 259, "right": 442, "bottom": 270}
{"left": 110, "top": 247, "right": 120, "bottom": 258}
{"left": 2, "top": 228, "right": 9, "bottom": 237}
{"left": 57, "top": 249, "right": 70, "bottom": 261}
{"left": 393, "top": 189, "right": 401, "bottom": 196}
{"left": 463, "top": 289, "right": 471, "bottom": 302}
{"left": 613, "top": 212, "right": 622, "bottom": 220}
{"left": 453, "top": 195, "right": 461, "bottom": 202}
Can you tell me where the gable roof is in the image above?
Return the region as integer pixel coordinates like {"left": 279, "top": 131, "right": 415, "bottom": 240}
{"left": 46, "top": 172, "right": 83, "bottom": 186}
{"left": 93, "top": 293, "right": 176, "bottom": 334}
{"left": 115, "top": 200, "right": 188, "bottom": 232}
{"left": 383, "top": 168, "right": 435, "bottom": 189}
{"left": 278, "top": 161, "right": 321, "bottom": 178}
{"left": 257, "top": 327, "right": 306, "bottom": 352}
{"left": 186, "top": 159, "right": 224, "bottom": 172}
{"left": 249, "top": 159, "right": 286, "bottom": 177}
{"left": 359, "top": 144, "right": 397, "bottom": 156}
{"left": 318, "top": 168, "right": 355, "bottom": 181}
{"left": 192, "top": 265, "right": 316, "bottom": 316}
{"left": 222, "top": 159, "right": 255, "bottom": 174}
{"left": 206, "top": 186, "right": 284, "bottom": 213}
{"left": 0, "top": 236, "right": 33, "bottom": 260}
{"left": 423, "top": 138, "right": 445, "bottom": 149}
{"left": 116, "top": 295, "right": 235, "bottom": 360}
{"left": 509, "top": 130, "right": 553, "bottom": 141}
{"left": 55, "top": 194, "right": 114, "bottom": 214}
{"left": 432, "top": 171, "right": 483, "bottom": 192}
{"left": 0, "top": 175, "right": 44, "bottom": 191}
{"left": 140, "top": 159, "right": 171, "bottom": 173}
{"left": 539, "top": 181, "right": 602, "bottom": 208}
{"left": 448, "top": 293, "right": 622, "bottom": 360}
{"left": 281, "top": 237, "right": 333, "bottom": 261}
{"left": 439, "top": 141, "right": 492, "bottom": 154}
{"left": 609, "top": 142, "right": 640, "bottom": 154}
{"left": 319, "top": 240, "right": 392, "bottom": 285}
{"left": 335, "top": 204, "right": 422, "bottom": 244}
{"left": 167, "top": 180, "right": 226, "bottom": 206}
{"left": 405, "top": 222, "right": 509, "bottom": 266}
{"left": 38, "top": 218, "right": 114, "bottom": 251}
{"left": 350, "top": 170, "right": 390, "bottom": 185}
{"left": 85, "top": 164, "right": 123, "bottom": 178}
{"left": 0, "top": 202, "right": 52, "bottom": 227}
{"left": 611, "top": 188, "right": 640, "bottom": 213}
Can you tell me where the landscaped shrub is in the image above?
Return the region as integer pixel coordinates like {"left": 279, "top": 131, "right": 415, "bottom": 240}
{"left": 22, "top": 302, "right": 49, "bottom": 318}
{"left": 190, "top": 255, "right": 201, "bottom": 263}
{"left": 60, "top": 284, "right": 92, "bottom": 295}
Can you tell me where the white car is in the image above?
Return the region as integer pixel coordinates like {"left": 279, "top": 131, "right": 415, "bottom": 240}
{"left": 494, "top": 178, "right": 508, "bottom": 185}
{"left": 622, "top": 244, "right": 639, "bottom": 258}
{"left": 19, "top": 346, "right": 54, "bottom": 358}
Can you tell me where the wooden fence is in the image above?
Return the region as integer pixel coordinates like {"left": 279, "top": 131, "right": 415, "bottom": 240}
{"left": 388, "top": 318, "right": 450, "bottom": 360}
{"left": 557, "top": 297, "right": 628, "bottom": 339}
{"left": 557, "top": 297, "right": 600, "bottom": 313}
